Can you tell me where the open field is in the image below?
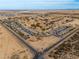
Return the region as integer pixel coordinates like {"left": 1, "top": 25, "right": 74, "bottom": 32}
{"left": 0, "top": 10, "right": 79, "bottom": 59}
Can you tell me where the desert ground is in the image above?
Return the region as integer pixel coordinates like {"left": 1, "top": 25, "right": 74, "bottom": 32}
{"left": 0, "top": 10, "right": 79, "bottom": 59}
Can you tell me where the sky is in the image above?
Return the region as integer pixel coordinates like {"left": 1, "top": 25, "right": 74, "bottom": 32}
{"left": 0, "top": 0, "right": 79, "bottom": 10}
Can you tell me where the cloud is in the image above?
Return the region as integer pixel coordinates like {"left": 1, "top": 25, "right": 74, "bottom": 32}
{"left": 26, "top": 0, "right": 74, "bottom": 2}
{"left": 0, "top": 0, "right": 78, "bottom": 9}
{"left": 31, "top": 1, "right": 79, "bottom": 5}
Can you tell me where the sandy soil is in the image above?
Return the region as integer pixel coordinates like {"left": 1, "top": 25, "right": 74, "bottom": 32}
{"left": 0, "top": 10, "right": 79, "bottom": 59}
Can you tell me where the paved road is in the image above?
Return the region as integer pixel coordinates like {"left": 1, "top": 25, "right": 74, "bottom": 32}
{"left": 1, "top": 20, "right": 79, "bottom": 59}
{"left": 0, "top": 21, "right": 37, "bottom": 53}
{"left": 0, "top": 20, "right": 45, "bottom": 59}
{"left": 43, "top": 27, "right": 79, "bottom": 54}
